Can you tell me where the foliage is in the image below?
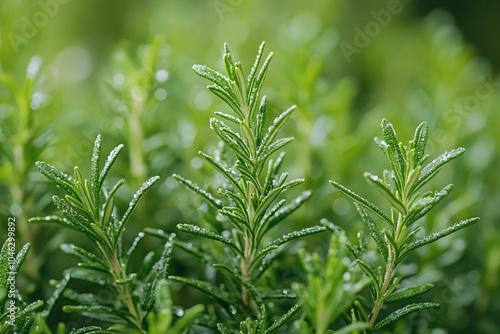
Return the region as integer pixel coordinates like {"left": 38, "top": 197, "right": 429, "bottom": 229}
{"left": 0, "top": 238, "right": 69, "bottom": 333}
{"left": 29, "top": 136, "right": 201, "bottom": 333}
{"left": 292, "top": 232, "right": 370, "bottom": 334}
{"left": 170, "top": 42, "right": 325, "bottom": 331}
{"left": 327, "top": 119, "right": 479, "bottom": 332}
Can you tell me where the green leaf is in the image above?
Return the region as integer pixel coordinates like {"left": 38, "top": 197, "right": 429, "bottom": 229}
{"left": 207, "top": 85, "right": 242, "bottom": 118}
{"left": 168, "top": 276, "right": 245, "bottom": 314}
{"left": 263, "top": 302, "right": 301, "bottom": 334}
{"left": 355, "top": 204, "right": 388, "bottom": 264}
{"left": 217, "top": 323, "right": 239, "bottom": 334}
{"left": 246, "top": 41, "right": 265, "bottom": 99}
{"left": 102, "top": 179, "right": 125, "bottom": 229}
{"left": 385, "top": 283, "right": 434, "bottom": 303}
{"left": 267, "top": 226, "right": 326, "bottom": 249}
{"left": 257, "top": 106, "right": 294, "bottom": 157}
{"left": 125, "top": 232, "right": 145, "bottom": 272}
{"left": 251, "top": 226, "right": 325, "bottom": 271}
{"left": 248, "top": 51, "right": 273, "bottom": 116}
{"left": 52, "top": 196, "right": 104, "bottom": 244}
{"left": 258, "top": 137, "right": 294, "bottom": 163}
{"left": 330, "top": 181, "right": 392, "bottom": 226}
{"left": 260, "top": 290, "right": 297, "bottom": 299}
{"left": 115, "top": 176, "right": 160, "bottom": 245}
{"left": 42, "top": 274, "right": 70, "bottom": 318}
{"left": 60, "top": 244, "right": 106, "bottom": 267}
{"left": 91, "top": 135, "right": 102, "bottom": 218}
{"left": 255, "top": 178, "right": 305, "bottom": 219}
{"left": 17, "top": 299, "right": 43, "bottom": 320}
{"left": 64, "top": 267, "right": 114, "bottom": 290}
{"left": 210, "top": 118, "right": 252, "bottom": 164}
{"left": 409, "top": 148, "right": 465, "bottom": 196}
{"left": 151, "top": 233, "right": 176, "bottom": 281}
{"left": 177, "top": 224, "right": 243, "bottom": 256}
{"left": 173, "top": 174, "right": 222, "bottom": 209}
{"left": 199, "top": 151, "right": 243, "bottom": 195}
{"left": 215, "top": 111, "right": 242, "bottom": 125}
{"left": 172, "top": 240, "right": 218, "bottom": 267}
{"left": 399, "top": 217, "right": 479, "bottom": 262}
{"left": 331, "top": 322, "right": 371, "bottom": 334}
{"left": 373, "top": 302, "right": 439, "bottom": 331}
{"left": 29, "top": 215, "right": 75, "bottom": 230}
{"left": 412, "top": 122, "right": 428, "bottom": 165}
{"left": 355, "top": 259, "right": 380, "bottom": 297}
{"left": 63, "top": 305, "right": 131, "bottom": 320}
{"left": 192, "top": 65, "right": 234, "bottom": 101}
{"left": 98, "top": 143, "right": 124, "bottom": 190}
{"left": 405, "top": 184, "right": 453, "bottom": 226}
{"left": 170, "top": 304, "right": 205, "bottom": 334}
{"left": 35, "top": 161, "right": 78, "bottom": 198}
{"left": 381, "top": 119, "right": 405, "bottom": 182}
{"left": 68, "top": 326, "right": 112, "bottom": 334}
{"left": 364, "top": 172, "right": 406, "bottom": 214}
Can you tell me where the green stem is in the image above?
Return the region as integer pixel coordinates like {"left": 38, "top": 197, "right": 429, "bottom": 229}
{"left": 370, "top": 262, "right": 394, "bottom": 327}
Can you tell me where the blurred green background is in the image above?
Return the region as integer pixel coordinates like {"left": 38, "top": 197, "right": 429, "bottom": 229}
{"left": 0, "top": 0, "right": 498, "bottom": 332}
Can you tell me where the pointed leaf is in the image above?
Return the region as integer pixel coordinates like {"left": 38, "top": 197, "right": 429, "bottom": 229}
{"left": 199, "top": 151, "right": 243, "bottom": 195}
{"left": 125, "top": 232, "right": 145, "bottom": 272}
{"left": 330, "top": 181, "right": 392, "bottom": 226}
{"left": 412, "top": 122, "right": 428, "bottom": 164}
{"left": 98, "top": 143, "right": 124, "bottom": 190}
{"left": 173, "top": 174, "right": 222, "bottom": 209}
{"left": 193, "top": 65, "right": 233, "bottom": 99}
{"left": 263, "top": 302, "right": 301, "bottom": 334}
{"left": 115, "top": 176, "right": 160, "bottom": 245}
{"left": 168, "top": 276, "right": 245, "bottom": 314}
{"left": 405, "top": 184, "right": 453, "bottom": 226}
{"left": 399, "top": 217, "right": 479, "bottom": 262}
{"left": 42, "top": 274, "right": 70, "bottom": 318}
{"left": 355, "top": 204, "right": 388, "bottom": 264}
{"left": 373, "top": 302, "right": 439, "bottom": 331}
{"left": 177, "top": 224, "right": 243, "bottom": 256}
{"left": 385, "top": 283, "right": 434, "bottom": 303}
{"left": 381, "top": 119, "right": 405, "bottom": 181}
{"left": 35, "top": 161, "right": 78, "bottom": 198}
{"left": 331, "top": 322, "right": 371, "bottom": 334}
{"left": 364, "top": 172, "right": 406, "bottom": 214}
{"left": 410, "top": 148, "right": 465, "bottom": 196}
{"left": 356, "top": 259, "right": 380, "bottom": 297}
{"left": 91, "top": 135, "right": 102, "bottom": 217}
{"left": 257, "top": 106, "right": 294, "bottom": 157}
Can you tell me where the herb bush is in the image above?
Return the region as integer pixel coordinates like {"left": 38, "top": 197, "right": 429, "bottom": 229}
{"left": 1, "top": 1, "right": 498, "bottom": 333}
{"left": 0, "top": 42, "right": 480, "bottom": 333}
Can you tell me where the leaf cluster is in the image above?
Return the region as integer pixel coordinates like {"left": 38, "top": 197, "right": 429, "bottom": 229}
{"left": 171, "top": 42, "right": 325, "bottom": 331}
{"left": 292, "top": 232, "right": 370, "bottom": 334}
{"left": 29, "top": 136, "right": 199, "bottom": 333}
{"left": 328, "top": 119, "right": 479, "bottom": 331}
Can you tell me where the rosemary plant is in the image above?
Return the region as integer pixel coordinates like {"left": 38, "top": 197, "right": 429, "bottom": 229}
{"left": 29, "top": 136, "right": 200, "bottom": 333}
{"left": 0, "top": 238, "right": 69, "bottom": 333}
{"left": 171, "top": 42, "right": 325, "bottom": 331}
{"left": 326, "top": 119, "right": 479, "bottom": 332}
